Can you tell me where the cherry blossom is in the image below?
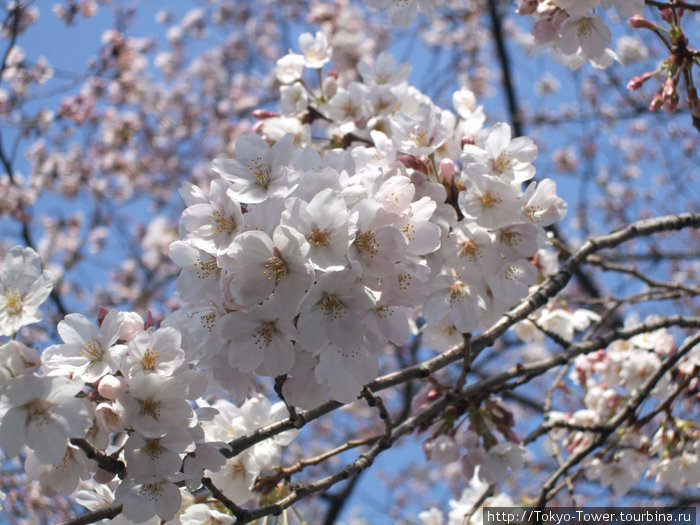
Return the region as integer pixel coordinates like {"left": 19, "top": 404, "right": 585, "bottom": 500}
{"left": 0, "top": 246, "right": 54, "bottom": 337}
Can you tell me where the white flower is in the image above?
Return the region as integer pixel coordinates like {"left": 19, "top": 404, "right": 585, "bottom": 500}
{"left": 367, "top": 0, "right": 436, "bottom": 28}
{"left": 114, "top": 477, "right": 182, "bottom": 523}
{"left": 297, "top": 31, "right": 332, "bottom": 69}
{"left": 348, "top": 198, "right": 407, "bottom": 278}
{"left": 180, "top": 503, "right": 234, "bottom": 525}
{"left": 423, "top": 273, "right": 486, "bottom": 334}
{"left": 296, "top": 270, "right": 375, "bottom": 352}
{"left": 557, "top": 14, "right": 611, "bottom": 61}
{"left": 391, "top": 101, "right": 446, "bottom": 156}
{"left": 124, "top": 327, "right": 185, "bottom": 378}
{"left": 585, "top": 449, "right": 646, "bottom": 494}
{"left": 122, "top": 374, "right": 193, "bottom": 436}
{"left": 602, "top": 0, "right": 645, "bottom": 17}
{"left": 0, "top": 340, "right": 40, "bottom": 377}
{"left": 180, "top": 178, "right": 244, "bottom": 255}
{"left": 218, "top": 300, "right": 297, "bottom": 376}
{"left": 422, "top": 316, "right": 463, "bottom": 352}
{"left": 223, "top": 225, "right": 314, "bottom": 311}
{"left": 0, "top": 246, "right": 54, "bottom": 336}
{"left": 281, "top": 346, "right": 330, "bottom": 409}
{"left": 418, "top": 507, "right": 444, "bottom": 525}
{"left": 487, "top": 260, "right": 538, "bottom": 316}
{"left": 358, "top": 51, "right": 412, "bottom": 87}
{"left": 0, "top": 375, "right": 91, "bottom": 465}
{"left": 24, "top": 445, "right": 92, "bottom": 495}
{"left": 275, "top": 52, "right": 304, "bottom": 84}
{"left": 447, "top": 221, "right": 501, "bottom": 281}
{"left": 168, "top": 240, "right": 221, "bottom": 304}
{"left": 314, "top": 341, "right": 379, "bottom": 404}
{"left": 206, "top": 455, "right": 257, "bottom": 504}
{"left": 124, "top": 427, "right": 195, "bottom": 481}
{"left": 461, "top": 122, "right": 537, "bottom": 183}
{"left": 458, "top": 175, "right": 521, "bottom": 229}
{"left": 479, "top": 442, "right": 526, "bottom": 483}
{"left": 280, "top": 188, "right": 355, "bottom": 271}
{"left": 42, "top": 310, "right": 126, "bottom": 383}
{"left": 522, "top": 178, "right": 568, "bottom": 226}
{"left": 453, "top": 87, "right": 478, "bottom": 119}
{"left": 213, "top": 134, "right": 297, "bottom": 203}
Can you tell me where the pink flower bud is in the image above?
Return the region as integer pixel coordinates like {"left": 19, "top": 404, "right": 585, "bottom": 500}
{"left": 649, "top": 92, "right": 663, "bottom": 112}
{"left": 461, "top": 135, "right": 475, "bottom": 147}
{"left": 98, "top": 374, "right": 127, "bottom": 400}
{"left": 516, "top": 0, "right": 536, "bottom": 16}
{"left": 251, "top": 109, "right": 278, "bottom": 119}
{"left": 439, "top": 158, "right": 455, "bottom": 184}
{"left": 628, "top": 14, "right": 653, "bottom": 29}
{"left": 118, "top": 311, "right": 144, "bottom": 342}
{"left": 626, "top": 71, "right": 653, "bottom": 91}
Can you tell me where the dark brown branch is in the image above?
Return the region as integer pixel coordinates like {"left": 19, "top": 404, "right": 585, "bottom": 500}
{"left": 533, "top": 330, "right": 700, "bottom": 509}
{"left": 223, "top": 213, "right": 700, "bottom": 464}
{"left": 70, "top": 438, "right": 126, "bottom": 479}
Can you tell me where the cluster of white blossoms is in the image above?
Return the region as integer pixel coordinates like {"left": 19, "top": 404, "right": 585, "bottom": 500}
{"left": 516, "top": 0, "right": 645, "bottom": 68}
{"left": 0, "top": 32, "right": 567, "bottom": 523}
{"left": 0, "top": 248, "right": 294, "bottom": 523}
{"left": 170, "top": 32, "right": 567, "bottom": 407}
{"left": 548, "top": 322, "right": 700, "bottom": 495}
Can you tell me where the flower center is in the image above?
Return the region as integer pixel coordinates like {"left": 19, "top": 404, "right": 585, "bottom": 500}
{"left": 3, "top": 287, "right": 22, "bottom": 315}
{"left": 492, "top": 151, "right": 513, "bottom": 173}
{"left": 458, "top": 239, "right": 481, "bottom": 261}
{"left": 355, "top": 231, "right": 379, "bottom": 255}
{"left": 264, "top": 250, "right": 287, "bottom": 284}
{"left": 449, "top": 282, "right": 469, "bottom": 304}
{"left": 480, "top": 190, "right": 501, "bottom": 208}
{"left": 247, "top": 156, "right": 270, "bottom": 187}
{"left": 139, "top": 398, "right": 162, "bottom": 420}
{"left": 80, "top": 339, "right": 103, "bottom": 362}
{"left": 409, "top": 126, "right": 430, "bottom": 147}
{"left": 29, "top": 399, "right": 56, "bottom": 425}
{"left": 320, "top": 293, "right": 344, "bottom": 320}
{"left": 308, "top": 226, "right": 332, "bottom": 247}
{"left": 208, "top": 210, "right": 236, "bottom": 234}
{"left": 253, "top": 321, "right": 275, "bottom": 349}
{"left": 141, "top": 347, "right": 159, "bottom": 370}
{"left": 143, "top": 438, "right": 164, "bottom": 460}
{"left": 196, "top": 259, "right": 218, "bottom": 279}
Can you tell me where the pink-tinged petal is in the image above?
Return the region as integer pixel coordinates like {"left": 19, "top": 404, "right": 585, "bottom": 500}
{"left": 154, "top": 481, "right": 182, "bottom": 521}
{"left": 58, "top": 313, "right": 97, "bottom": 345}
{"left": 27, "top": 419, "right": 70, "bottom": 465}
{"left": 484, "top": 122, "right": 511, "bottom": 158}
{"left": 0, "top": 406, "right": 28, "bottom": 458}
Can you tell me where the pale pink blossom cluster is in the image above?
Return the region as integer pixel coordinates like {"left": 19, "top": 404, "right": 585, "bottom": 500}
{"left": 0, "top": 248, "right": 296, "bottom": 523}
{"left": 167, "top": 32, "right": 566, "bottom": 409}
{"left": 516, "top": 0, "right": 645, "bottom": 69}
{"left": 545, "top": 322, "right": 700, "bottom": 494}
{"left": 419, "top": 474, "right": 515, "bottom": 525}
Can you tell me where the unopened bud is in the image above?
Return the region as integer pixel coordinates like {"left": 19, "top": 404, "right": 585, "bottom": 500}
{"left": 98, "top": 374, "right": 128, "bottom": 400}
{"left": 626, "top": 71, "right": 653, "bottom": 91}
{"left": 660, "top": 8, "right": 674, "bottom": 24}
{"left": 663, "top": 91, "right": 679, "bottom": 113}
{"left": 461, "top": 135, "right": 475, "bottom": 147}
{"left": 439, "top": 158, "right": 455, "bottom": 184}
{"left": 628, "top": 14, "right": 653, "bottom": 29}
{"left": 516, "top": 0, "right": 537, "bottom": 16}
{"left": 251, "top": 109, "right": 278, "bottom": 119}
